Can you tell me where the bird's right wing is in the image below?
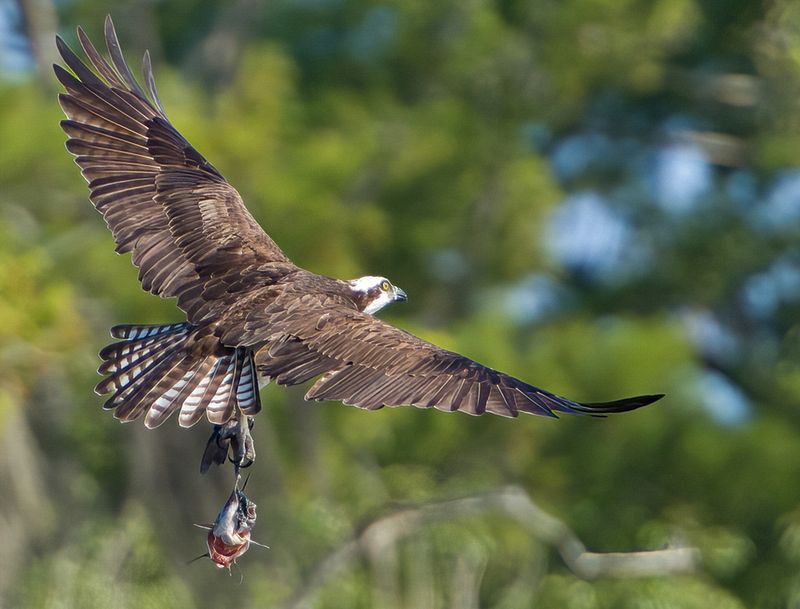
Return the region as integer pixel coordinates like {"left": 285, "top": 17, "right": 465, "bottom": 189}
{"left": 254, "top": 307, "right": 663, "bottom": 419}
{"left": 55, "top": 17, "right": 296, "bottom": 323}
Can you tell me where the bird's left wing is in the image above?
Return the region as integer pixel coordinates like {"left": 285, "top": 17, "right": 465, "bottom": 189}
{"left": 55, "top": 17, "right": 296, "bottom": 323}
{"left": 253, "top": 307, "right": 663, "bottom": 418}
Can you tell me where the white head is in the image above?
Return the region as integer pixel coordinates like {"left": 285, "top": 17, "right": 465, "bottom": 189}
{"left": 348, "top": 276, "right": 408, "bottom": 315}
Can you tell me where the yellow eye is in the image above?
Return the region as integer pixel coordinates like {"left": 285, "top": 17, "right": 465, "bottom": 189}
{"left": 381, "top": 281, "right": 390, "bottom": 291}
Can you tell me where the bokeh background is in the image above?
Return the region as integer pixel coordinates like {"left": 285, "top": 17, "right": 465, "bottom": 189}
{"left": 2, "top": 0, "right": 800, "bottom": 607}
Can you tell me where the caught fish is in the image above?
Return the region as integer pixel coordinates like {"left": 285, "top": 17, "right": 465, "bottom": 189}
{"left": 195, "top": 483, "right": 263, "bottom": 570}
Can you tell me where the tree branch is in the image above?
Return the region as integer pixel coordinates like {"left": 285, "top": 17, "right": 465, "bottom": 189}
{"left": 283, "top": 486, "right": 701, "bottom": 609}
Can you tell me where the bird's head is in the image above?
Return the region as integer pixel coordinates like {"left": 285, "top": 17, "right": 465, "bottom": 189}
{"left": 348, "top": 276, "right": 408, "bottom": 315}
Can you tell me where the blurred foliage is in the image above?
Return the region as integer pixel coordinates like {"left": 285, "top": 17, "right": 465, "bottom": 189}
{"left": 1, "top": 0, "right": 800, "bottom": 607}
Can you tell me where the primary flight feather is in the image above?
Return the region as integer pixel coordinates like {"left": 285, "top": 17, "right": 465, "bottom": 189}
{"left": 55, "top": 17, "right": 663, "bottom": 435}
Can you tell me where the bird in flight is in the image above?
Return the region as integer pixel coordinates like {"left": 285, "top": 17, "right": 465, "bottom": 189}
{"left": 55, "top": 18, "right": 663, "bottom": 465}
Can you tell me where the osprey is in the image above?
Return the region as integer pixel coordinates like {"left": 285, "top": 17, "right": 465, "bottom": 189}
{"left": 55, "top": 19, "right": 663, "bottom": 452}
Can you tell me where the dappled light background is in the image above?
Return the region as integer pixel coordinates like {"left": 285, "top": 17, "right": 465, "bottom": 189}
{"left": 1, "top": 0, "right": 799, "bottom": 607}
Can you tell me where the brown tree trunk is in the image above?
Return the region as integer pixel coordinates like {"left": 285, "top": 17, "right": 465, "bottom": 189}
{"left": 16, "top": 0, "right": 58, "bottom": 88}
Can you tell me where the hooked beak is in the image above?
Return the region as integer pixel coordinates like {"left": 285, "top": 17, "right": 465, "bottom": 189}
{"left": 393, "top": 286, "right": 408, "bottom": 303}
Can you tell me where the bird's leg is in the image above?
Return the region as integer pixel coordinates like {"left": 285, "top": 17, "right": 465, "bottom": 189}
{"left": 230, "top": 413, "right": 256, "bottom": 480}
{"left": 201, "top": 414, "right": 255, "bottom": 475}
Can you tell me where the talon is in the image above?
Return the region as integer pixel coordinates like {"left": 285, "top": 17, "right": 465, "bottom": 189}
{"left": 200, "top": 414, "right": 256, "bottom": 474}
{"left": 227, "top": 453, "right": 254, "bottom": 468}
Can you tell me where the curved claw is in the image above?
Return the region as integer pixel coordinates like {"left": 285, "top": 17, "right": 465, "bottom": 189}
{"left": 230, "top": 454, "right": 254, "bottom": 469}
{"left": 200, "top": 414, "right": 256, "bottom": 474}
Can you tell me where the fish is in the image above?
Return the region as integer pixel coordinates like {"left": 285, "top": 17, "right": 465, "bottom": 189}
{"left": 194, "top": 481, "right": 264, "bottom": 570}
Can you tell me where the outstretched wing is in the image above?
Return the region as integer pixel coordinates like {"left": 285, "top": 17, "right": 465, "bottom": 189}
{"left": 55, "top": 16, "right": 295, "bottom": 323}
{"left": 255, "top": 307, "right": 663, "bottom": 418}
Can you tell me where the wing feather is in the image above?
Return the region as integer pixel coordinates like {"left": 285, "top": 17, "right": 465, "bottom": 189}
{"left": 251, "top": 306, "right": 663, "bottom": 419}
{"left": 56, "top": 16, "right": 296, "bottom": 323}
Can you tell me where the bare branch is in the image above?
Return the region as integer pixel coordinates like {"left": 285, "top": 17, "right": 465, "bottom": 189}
{"left": 283, "top": 486, "right": 701, "bottom": 609}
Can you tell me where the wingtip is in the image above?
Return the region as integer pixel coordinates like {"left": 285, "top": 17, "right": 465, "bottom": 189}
{"left": 577, "top": 392, "right": 665, "bottom": 415}
{"left": 75, "top": 25, "right": 91, "bottom": 50}
{"left": 637, "top": 393, "right": 666, "bottom": 406}
{"left": 104, "top": 15, "right": 120, "bottom": 54}
{"left": 54, "top": 33, "right": 74, "bottom": 63}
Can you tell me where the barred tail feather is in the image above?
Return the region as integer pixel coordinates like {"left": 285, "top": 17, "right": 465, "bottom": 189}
{"left": 98, "top": 323, "right": 190, "bottom": 374}
{"left": 179, "top": 358, "right": 224, "bottom": 427}
{"left": 96, "top": 336, "right": 186, "bottom": 396}
{"left": 109, "top": 322, "right": 190, "bottom": 340}
{"left": 141, "top": 353, "right": 197, "bottom": 428}
{"left": 95, "top": 323, "right": 262, "bottom": 428}
{"left": 237, "top": 353, "right": 259, "bottom": 415}
{"left": 206, "top": 351, "right": 242, "bottom": 424}
{"left": 169, "top": 356, "right": 215, "bottom": 427}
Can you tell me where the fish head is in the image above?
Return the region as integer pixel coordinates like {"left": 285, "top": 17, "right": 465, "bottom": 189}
{"left": 205, "top": 487, "right": 257, "bottom": 570}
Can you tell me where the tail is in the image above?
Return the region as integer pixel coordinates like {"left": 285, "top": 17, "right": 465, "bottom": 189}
{"left": 95, "top": 323, "right": 261, "bottom": 429}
